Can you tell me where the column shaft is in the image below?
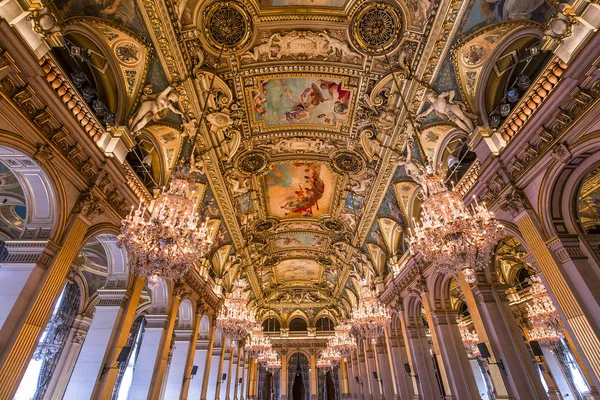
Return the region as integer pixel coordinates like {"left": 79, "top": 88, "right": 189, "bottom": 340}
{"left": 234, "top": 346, "right": 243, "bottom": 400}
{"left": 225, "top": 344, "right": 234, "bottom": 400}
{"left": 148, "top": 295, "right": 181, "bottom": 399}
{"left": 215, "top": 341, "right": 227, "bottom": 400}
{"left": 372, "top": 342, "right": 384, "bottom": 399}
{"left": 201, "top": 321, "right": 217, "bottom": 400}
{"left": 430, "top": 310, "right": 481, "bottom": 399}
{"left": 164, "top": 337, "right": 191, "bottom": 400}
{"left": 92, "top": 275, "right": 146, "bottom": 399}
{"left": 467, "top": 276, "right": 548, "bottom": 399}
{"left": 180, "top": 309, "right": 202, "bottom": 400}
{"left": 0, "top": 216, "right": 88, "bottom": 399}
{"left": 310, "top": 353, "right": 318, "bottom": 400}
{"left": 383, "top": 327, "right": 400, "bottom": 400}
{"left": 517, "top": 212, "right": 600, "bottom": 388}
{"left": 340, "top": 357, "right": 351, "bottom": 399}
{"left": 280, "top": 351, "right": 288, "bottom": 400}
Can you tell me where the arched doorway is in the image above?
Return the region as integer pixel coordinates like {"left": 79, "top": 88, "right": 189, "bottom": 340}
{"left": 288, "top": 352, "right": 310, "bottom": 400}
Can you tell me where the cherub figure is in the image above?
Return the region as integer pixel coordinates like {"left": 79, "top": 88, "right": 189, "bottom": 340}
{"left": 128, "top": 86, "right": 183, "bottom": 133}
{"left": 417, "top": 90, "right": 477, "bottom": 133}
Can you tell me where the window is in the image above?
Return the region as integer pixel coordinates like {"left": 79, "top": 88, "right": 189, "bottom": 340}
{"left": 315, "top": 317, "right": 335, "bottom": 331}
{"left": 289, "top": 318, "right": 307, "bottom": 332}
{"left": 263, "top": 318, "right": 281, "bottom": 332}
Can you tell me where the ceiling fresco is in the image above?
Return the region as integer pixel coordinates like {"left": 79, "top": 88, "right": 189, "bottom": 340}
{"left": 38, "top": 0, "right": 563, "bottom": 319}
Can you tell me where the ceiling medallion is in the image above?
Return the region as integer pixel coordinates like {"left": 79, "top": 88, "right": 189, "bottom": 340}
{"left": 263, "top": 256, "right": 279, "bottom": 267}
{"left": 351, "top": 2, "right": 403, "bottom": 55}
{"left": 254, "top": 218, "right": 277, "bottom": 233}
{"left": 235, "top": 151, "right": 269, "bottom": 175}
{"left": 204, "top": 1, "right": 252, "bottom": 52}
{"left": 321, "top": 219, "right": 345, "bottom": 232}
{"left": 330, "top": 150, "right": 365, "bottom": 175}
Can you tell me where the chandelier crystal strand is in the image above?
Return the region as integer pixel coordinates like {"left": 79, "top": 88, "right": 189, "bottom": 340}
{"left": 329, "top": 323, "right": 357, "bottom": 360}
{"left": 351, "top": 280, "right": 391, "bottom": 344}
{"left": 118, "top": 175, "right": 213, "bottom": 287}
{"left": 216, "top": 280, "right": 255, "bottom": 343}
{"left": 407, "top": 172, "right": 504, "bottom": 283}
{"left": 258, "top": 348, "right": 281, "bottom": 370}
{"left": 457, "top": 318, "right": 481, "bottom": 358}
{"left": 245, "top": 323, "right": 272, "bottom": 358}
{"left": 526, "top": 275, "right": 564, "bottom": 347}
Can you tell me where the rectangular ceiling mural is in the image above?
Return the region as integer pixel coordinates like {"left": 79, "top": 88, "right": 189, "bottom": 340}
{"left": 276, "top": 259, "right": 321, "bottom": 282}
{"left": 265, "top": 162, "right": 335, "bottom": 218}
{"left": 251, "top": 77, "right": 352, "bottom": 127}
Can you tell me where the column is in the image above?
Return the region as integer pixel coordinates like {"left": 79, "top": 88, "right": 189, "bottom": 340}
{"left": 240, "top": 353, "right": 248, "bottom": 400}
{"left": 148, "top": 291, "right": 181, "bottom": 399}
{"left": 225, "top": 344, "right": 235, "bottom": 400}
{"left": 0, "top": 215, "right": 89, "bottom": 399}
{"left": 466, "top": 274, "right": 548, "bottom": 399}
{"left": 248, "top": 357, "right": 258, "bottom": 400}
{"left": 372, "top": 342, "right": 384, "bottom": 399}
{"left": 340, "top": 357, "right": 351, "bottom": 400}
{"left": 404, "top": 325, "right": 441, "bottom": 400}
{"left": 458, "top": 274, "right": 514, "bottom": 399}
{"left": 310, "top": 351, "right": 318, "bottom": 400}
{"left": 542, "top": 346, "right": 576, "bottom": 399}
{"left": 515, "top": 209, "right": 600, "bottom": 388}
{"left": 534, "top": 348, "right": 562, "bottom": 400}
{"left": 201, "top": 320, "right": 217, "bottom": 400}
{"left": 396, "top": 307, "right": 421, "bottom": 400}
{"left": 44, "top": 314, "right": 91, "bottom": 399}
{"left": 234, "top": 346, "right": 243, "bottom": 400}
{"left": 280, "top": 350, "right": 288, "bottom": 400}
{"left": 470, "top": 359, "right": 492, "bottom": 400}
{"left": 389, "top": 324, "right": 415, "bottom": 400}
{"left": 188, "top": 340, "right": 208, "bottom": 399}
{"left": 180, "top": 305, "right": 203, "bottom": 400}
{"left": 215, "top": 340, "right": 227, "bottom": 400}
{"left": 383, "top": 327, "right": 400, "bottom": 400}
{"left": 128, "top": 315, "right": 168, "bottom": 399}
{"left": 92, "top": 275, "right": 146, "bottom": 399}
{"left": 164, "top": 331, "right": 193, "bottom": 399}
{"left": 65, "top": 286, "right": 143, "bottom": 399}
{"left": 351, "top": 351, "right": 365, "bottom": 400}
{"left": 430, "top": 310, "right": 481, "bottom": 399}
{"left": 0, "top": 240, "right": 50, "bottom": 332}
{"left": 361, "top": 341, "right": 374, "bottom": 400}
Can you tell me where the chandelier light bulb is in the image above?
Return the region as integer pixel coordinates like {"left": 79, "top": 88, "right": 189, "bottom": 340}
{"left": 526, "top": 275, "right": 564, "bottom": 347}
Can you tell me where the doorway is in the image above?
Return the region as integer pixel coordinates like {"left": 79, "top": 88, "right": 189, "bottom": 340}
{"left": 288, "top": 353, "right": 310, "bottom": 400}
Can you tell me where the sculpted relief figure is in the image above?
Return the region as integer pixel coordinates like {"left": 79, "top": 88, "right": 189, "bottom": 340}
{"left": 240, "top": 31, "right": 361, "bottom": 63}
{"left": 417, "top": 90, "right": 477, "bottom": 133}
{"left": 128, "top": 85, "right": 183, "bottom": 133}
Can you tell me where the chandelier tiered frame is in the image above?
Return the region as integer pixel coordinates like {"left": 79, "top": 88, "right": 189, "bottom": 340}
{"left": 526, "top": 275, "right": 564, "bottom": 347}
{"left": 407, "top": 173, "right": 503, "bottom": 283}
{"left": 245, "top": 323, "right": 272, "bottom": 358}
{"left": 118, "top": 177, "right": 213, "bottom": 287}
{"left": 329, "top": 323, "right": 357, "bottom": 360}
{"left": 351, "top": 280, "right": 391, "bottom": 344}
{"left": 216, "top": 280, "right": 255, "bottom": 343}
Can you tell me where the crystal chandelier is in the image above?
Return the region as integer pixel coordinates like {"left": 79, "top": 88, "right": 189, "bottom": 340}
{"left": 407, "top": 172, "right": 504, "bottom": 283}
{"left": 245, "top": 323, "right": 272, "bottom": 358}
{"left": 258, "top": 348, "right": 281, "bottom": 370}
{"left": 317, "top": 353, "right": 333, "bottom": 370}
{"left": 457, "top": 318, "right": 481, "bottom": 358}
{"left": 526, "top": 275, "right": 564, "bottom": 347}
{"left": 322, "top": 346, "right": 341, "bottom": 365}
{"left": 329, "top": 323, "right": 357, "bottom": 360}
{"left": 118, "top": 173, "right": 213, "bottom": 288}
{"left": 351, "top": 280, "right": 391, "bottom": 344}
{"left": 216, "top": 280, "right": 255, "bottom": 343}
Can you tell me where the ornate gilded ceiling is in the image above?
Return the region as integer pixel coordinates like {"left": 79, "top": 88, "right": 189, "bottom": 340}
{"left": 43, "top": 0, "right": 556, "bottom": 320}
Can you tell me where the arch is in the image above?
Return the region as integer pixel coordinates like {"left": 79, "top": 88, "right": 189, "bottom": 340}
{"left": 427, "top": 271, "right": 454, "bottom": 311}
{"left": 262, "top": 317, "right": 281, "bottom": 332}
{"left": 403, "top": 294, "right": 424, "bottom": 327}
{"left": 288, "top": 317, "right": 308, "bottom": 332}
{"left": 177, "top": 299, "right": 195, "bottom": 329}
{"left": 314, "top": 316, "right": 335, "bottom": 331}
{"left": 0, "top": 145, "right": 59, "bottom": 241}
{"left": 286, "top": 310, "right": 309, "bottom": 327}
{"left": 539, "top": 133, "right": 600, "bottom": 238}
{"left": 314, "top": 309, "right": 337, "bottom": 324}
